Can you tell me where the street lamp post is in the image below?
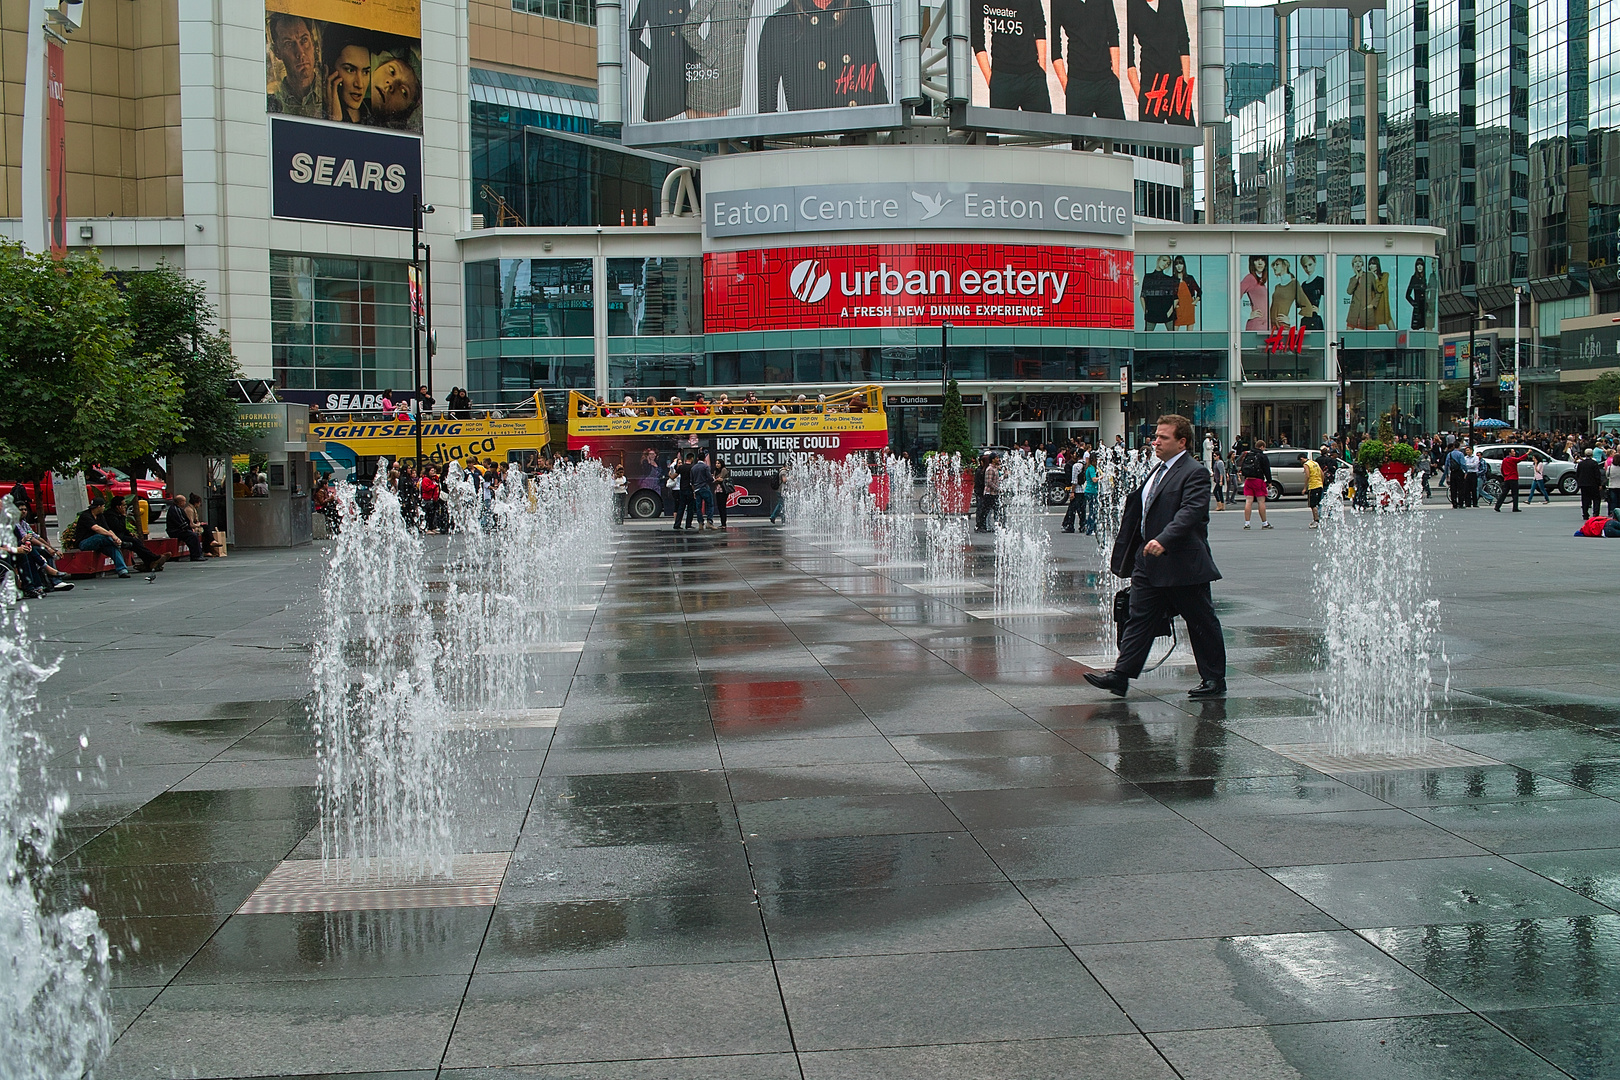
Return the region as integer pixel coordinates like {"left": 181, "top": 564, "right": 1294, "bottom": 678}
{"left": 1467, "top": 305, "right": 1497, "bottom": 434}
{"left": 1334, "top": 338, "right": 1348, "bottom": 447}
{"left": 411, "top": 194, "right": 435, "bottom": 469}
{"left": 940, "top": 321, "right": 952, "bottom": 398}
{"left": 1513, "top": 286, "right": 1522, "bottom": 430}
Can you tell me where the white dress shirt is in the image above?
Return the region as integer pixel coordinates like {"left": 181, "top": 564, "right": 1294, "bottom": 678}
{"left": 1142, "top": 449, "right": 1187, "bottom": 510}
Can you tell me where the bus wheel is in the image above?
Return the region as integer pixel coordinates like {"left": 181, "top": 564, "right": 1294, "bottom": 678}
{"left": 628, "top": 491, "right": 663, "bottom": 519}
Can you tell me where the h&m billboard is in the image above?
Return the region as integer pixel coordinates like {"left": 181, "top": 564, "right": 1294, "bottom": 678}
{"left": 704, "top": 243, "right": 1134, "bottom": 331}
{"left": 622, "top": 0, "right": 903, "bottom": 144}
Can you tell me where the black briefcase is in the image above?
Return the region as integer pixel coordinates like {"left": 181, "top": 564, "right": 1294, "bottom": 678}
{"left": 1114, "top": 587, "right": 1173, "bottom": 648}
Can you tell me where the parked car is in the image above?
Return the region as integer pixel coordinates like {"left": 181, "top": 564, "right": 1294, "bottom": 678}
{"left": 1254, "top": 448, "right": 1323, "bottom": 501}
{"left": 0, "top": 466, "right": 166, "bottom": 515}
{"left": 1477, "top": 445, "right": 1578, "bottom": 498}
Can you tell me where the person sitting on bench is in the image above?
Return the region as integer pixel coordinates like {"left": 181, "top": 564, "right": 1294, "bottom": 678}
{"left": 164, "top": 494, "right": 204, "bottom": 561}
{"left": 104, "top": 495, "right": 166, "bottom": 573}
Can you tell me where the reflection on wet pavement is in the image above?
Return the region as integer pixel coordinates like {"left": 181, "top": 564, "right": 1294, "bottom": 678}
{"left": 39, "top": 524, "right": 1620, "bottom": 1078}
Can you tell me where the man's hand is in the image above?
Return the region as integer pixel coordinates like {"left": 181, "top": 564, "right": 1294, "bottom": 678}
{"left": 1144, "top": 539, "right": 1165, "bottom": 556}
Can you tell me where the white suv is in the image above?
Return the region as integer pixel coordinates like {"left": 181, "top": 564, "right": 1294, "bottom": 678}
{"left": 1476, "top": 445, "right": 1578, "bottom": 498}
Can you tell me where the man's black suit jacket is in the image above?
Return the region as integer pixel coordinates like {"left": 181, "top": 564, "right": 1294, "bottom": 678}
{"left": 1109, "top": 452, "right": 1222, "bottom": 587}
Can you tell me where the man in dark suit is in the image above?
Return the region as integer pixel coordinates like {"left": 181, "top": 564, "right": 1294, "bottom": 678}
{"left": 1085, "top": 414, "right": 1227, "bottom": 698}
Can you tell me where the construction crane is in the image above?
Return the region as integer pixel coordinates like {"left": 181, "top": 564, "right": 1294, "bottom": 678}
{"left": 479, "top": 184, "right": 525, "bottom": 228}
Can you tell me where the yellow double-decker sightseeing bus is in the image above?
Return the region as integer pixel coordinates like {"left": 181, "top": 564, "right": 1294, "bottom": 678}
{"left": 309, "top": 393, "right": 552, "bottom": 479}
{"left": 567, "top": 386, "right": 889, "bottom": 519}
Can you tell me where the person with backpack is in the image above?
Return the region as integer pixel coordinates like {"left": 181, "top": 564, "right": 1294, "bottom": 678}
{"left": 1239, "top": 441, "right": 1273, "bottom": 529}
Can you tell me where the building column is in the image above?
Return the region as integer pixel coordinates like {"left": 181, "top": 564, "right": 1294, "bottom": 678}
{"left": 593, "top": 233, "right": 609, "bottom": 398}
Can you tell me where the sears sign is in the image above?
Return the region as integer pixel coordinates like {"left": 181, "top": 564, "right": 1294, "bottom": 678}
{"left": 270, "top": 117, "right": 420, "bottom": 230}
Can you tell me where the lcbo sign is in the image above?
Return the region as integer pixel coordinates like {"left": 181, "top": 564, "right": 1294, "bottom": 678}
{"left": 704, "top": 245, "right": 1135, "bottom": 331}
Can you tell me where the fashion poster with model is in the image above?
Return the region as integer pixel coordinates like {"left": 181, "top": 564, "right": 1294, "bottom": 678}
{"left": 1135, "top": 253, "right": 1227, "bottom": 332}
{"left": 266, "top": 0, "right": 423, "bottom": 133}
{"left": 1337, "top": 255, "right": 1437, "bottom": 332}
{"left": 621, "top": 0, "right": 900, "bottom": 142}
{"left": 1237, "top": 254, "right": 1327, "bottom": 333}
{"left": 963, "top": 0, "right": 1198, "bottom": 144}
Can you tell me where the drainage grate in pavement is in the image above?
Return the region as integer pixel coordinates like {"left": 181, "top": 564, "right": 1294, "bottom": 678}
{"left": 1266, "top": 742, "right": 1500, "bottom": 774}
{"left": 441, "top": 708, "right": 560, "bottom": 730}
{"left": 237, "top": 852, "right": 510, "bottom": 914}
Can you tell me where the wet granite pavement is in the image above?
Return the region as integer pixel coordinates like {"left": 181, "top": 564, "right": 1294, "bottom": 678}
{"left": 26, "top": 494, "right": 1620, "bottom": 1079}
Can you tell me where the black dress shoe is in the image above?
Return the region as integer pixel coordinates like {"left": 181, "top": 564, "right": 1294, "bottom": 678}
{"left": 1187, "top": 680, "right": 1227, "bottom": 699}
{"left": 1084, "top": 670, "right": 1129, "bottom": 697}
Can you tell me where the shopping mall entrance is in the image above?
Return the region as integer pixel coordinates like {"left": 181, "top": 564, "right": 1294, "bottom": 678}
{"left": 1242, "top": 400, "right": 1322, "bottom": 449}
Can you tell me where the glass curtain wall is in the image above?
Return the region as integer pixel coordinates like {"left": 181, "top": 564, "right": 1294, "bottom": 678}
{"left": 271, "top": 254, "right": 413, "bottom": 392}
{"left": 1474, "top": 0, "right": 1529, "bottom": 308}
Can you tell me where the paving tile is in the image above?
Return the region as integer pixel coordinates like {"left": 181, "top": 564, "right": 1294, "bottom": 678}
{"left": 776, "top": 947, "right": 1134, "bottom": 1051}
{"left": 502, "top": 837, "right": 754, "bottom": 902}
{"left": 976, "top": 821, "right": 1248, "bottom": 881}
{"left": 1508, "top": 848, "right": 1620, "bottom": 911}
{"left": 1491, "top": 1002, "right": 1620, "bottom": 1080}
{"left": 1193, "top": 808, "right": 1488, "bottom": 868}
{"left": 799, "top": 1034, "right": 1179, "bottom": 1080}
{"left": 718, "top": 735, "right": 904, "bottom": 768}
{"left": 725, "top": 763, "right": 931, "bottom": 800}
{"left": 1024, "top": 870, "right": 1342, "bottom": 945}
{"left": 97, "top": 975, "right": 467, "bottom": 1079}
{"left": 910, "top": 753, "right": 1120, "bottom": 791}
{"left": 761, "top": 882, "right": 1060, "bottom": 958}
{"left": 1149, "top": 1013, "right": 1571, "bottom": 1080}
{"left": 519, "top": 800, "right": 740, "bottom": 848}
{"left": 103, "top": 913, "right": 229, "bottom": 987}
{"left": 938, "top": 783, "right": 1177, "bottom": 829}
{"left": 1140, "top": 775, "right": 1394, "bottom": 817}
{"left": 736, "top": 793, "right": 962, "bottom": 839}
{"left": 441, "top": 1055, "right": 802, "bottom": 1079}
{"left": 1075, "top": 931, "right": 1465, "bottom": 1032}
{"left": 746, "top": 833, "right": 1007, "bottom": 894}
{"left": 1360, "top": 914, "right": 1620, "bottom": 1011}
{"left": 476, "top": 894, "right": 769, "bottom": 972}
{"left": 1269, "top": 855, "right": 1609, "bottom": 929}
{"left": 173, "top": 907, "right": 492, "bottom": 983}
{"left": 1410, "top": 798, "right": 1620, "bottom": 853}
{"left": 1338, "top": 764, "right": 1599, "bottom": 807}
{"left": 442, "top": 963, "right": 792, "bottom": 1067}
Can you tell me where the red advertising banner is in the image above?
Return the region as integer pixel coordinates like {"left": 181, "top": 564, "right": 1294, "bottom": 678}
{"left": 46, "top": 40, "right": 66, "bottom": 258}
{"left": 704, "top": 244, "right": 1135, "bottom": 332}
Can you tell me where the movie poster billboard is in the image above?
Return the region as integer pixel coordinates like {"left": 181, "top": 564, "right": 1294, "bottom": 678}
{"left": 621, "top": 0, "right": 903, "bottom": 144}
{"left": 265, "top": 0, "right": 422, "bottom": 133}
{"left": 1135, "top": 253, "right": 1226, "bottom": 332}
{"left": 962, "top": 0, "right": 1200, "bottom": 145}
{"left": 1337, "top": 254, "right": 1438, "bottom": 332}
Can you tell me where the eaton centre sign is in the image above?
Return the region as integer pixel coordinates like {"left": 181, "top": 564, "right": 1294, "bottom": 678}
{"left": 704, "top": 182, "right": 1133, "bottom": 240}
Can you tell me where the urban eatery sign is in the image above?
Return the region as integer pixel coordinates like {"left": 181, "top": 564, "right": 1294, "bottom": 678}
{"left": 704, "top": 245, "right": 1135, "bottom": 331}
{"left": 704, "top": 182, "right": 1134, "bottom": 239}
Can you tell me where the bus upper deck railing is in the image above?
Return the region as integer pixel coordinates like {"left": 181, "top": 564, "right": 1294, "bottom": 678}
{"left": 311, "top": 392, "right": 548, "bottom": 424}
{"left": 568, "top": 385, "right": 885, "bottom": 419}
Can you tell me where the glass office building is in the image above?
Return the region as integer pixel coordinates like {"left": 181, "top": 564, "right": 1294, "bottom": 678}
{"left": 1199, "top": 0, "right": 1620, "bottom": 428}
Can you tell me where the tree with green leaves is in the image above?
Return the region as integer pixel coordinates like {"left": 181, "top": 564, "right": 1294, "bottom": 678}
{"left": 937, "top": 378, "right": 975, "bottom": 461}
{"left": 0, "top": 244, "right": 183, "bottom": 482}
{"left": 1570, "top": 371, "right": 1620, "bottom": 423}
{"left": 121, "top": 262, "right": 249, "bottom": 470}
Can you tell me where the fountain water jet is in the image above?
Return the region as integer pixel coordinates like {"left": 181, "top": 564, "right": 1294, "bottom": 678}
{"left": 991, "top": 451, "right": 1052, "bottom": 611}
{"left": 312, "top": 478, "right": 457, "bottom": 880}
{"left": 1313, "top": 467, "right": 1445, "bottom": 754}
{"left": 923, "top": 453, "right": 971, "bottom": 585}
{"left": 0, "top": 599, "right": 110, "bottom": 1078}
